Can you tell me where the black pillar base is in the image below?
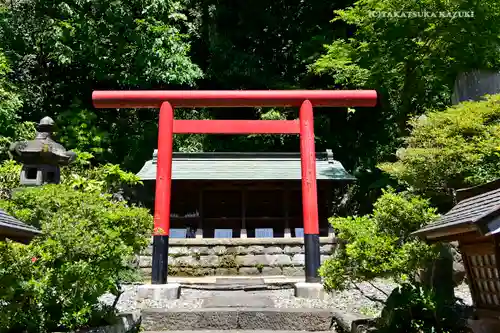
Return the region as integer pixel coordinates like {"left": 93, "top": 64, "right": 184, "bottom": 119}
{"left": 152, "top": 235, "right": 169, "bottom": 284}
{"left": 304, "top": 233, "right": 321, "bottom": 283}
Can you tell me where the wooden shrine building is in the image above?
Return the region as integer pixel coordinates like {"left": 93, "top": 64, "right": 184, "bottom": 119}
{"left": 414, "top": 179, "right": 500, "bottom": 332}
{"left": 136, "top": 150, "right": 354, "bottom": 239}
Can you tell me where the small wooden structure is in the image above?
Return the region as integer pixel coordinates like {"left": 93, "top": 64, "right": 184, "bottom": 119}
{"left": 414, "top": 179, "right": 500, "bottom": 327}
{"left": 137, "top": 149, "right": 354, "bottom": 239}
{"left": 0, "top": 209, "right": 40, "bottom": 244}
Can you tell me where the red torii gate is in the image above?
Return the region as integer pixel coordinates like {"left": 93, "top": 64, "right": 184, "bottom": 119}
{"left": 92, "top": 90, "right": 377, "bottom": 285}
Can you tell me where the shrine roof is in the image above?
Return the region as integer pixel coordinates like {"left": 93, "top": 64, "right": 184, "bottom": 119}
{"left": 137, "top": 150, "right": 355, "bottom": 181}
{"left": 0, "top": 209, "right": 41, "bottom": 243}
{"left": 414, "top": 179, "right": 500, "bottom": 238}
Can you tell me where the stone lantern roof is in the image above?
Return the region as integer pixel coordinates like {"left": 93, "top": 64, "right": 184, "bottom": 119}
{"left": 9, "top": 116, "right": 76, "bottom": 166}
{"left": 8, "top": 116, "right": 76, "bottom": 186}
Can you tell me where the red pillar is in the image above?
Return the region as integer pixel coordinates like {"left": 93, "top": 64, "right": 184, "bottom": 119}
{"left": 299, "top": 99, "right": 321, "bottom": 283}
{"left": 152, "top": 101, "right": 174, "bottom": 284}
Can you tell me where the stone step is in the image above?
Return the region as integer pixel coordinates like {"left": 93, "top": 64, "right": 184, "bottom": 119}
{"left": 144, "top": 331, "right": 334, "bottom": 333}
{"left": 141, "top": 308, "right": 336, "bottom": 331}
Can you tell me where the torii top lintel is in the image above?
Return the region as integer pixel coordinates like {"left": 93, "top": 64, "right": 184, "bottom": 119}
{"left": 92, "top": 90, "right": 378, "bottom": 108}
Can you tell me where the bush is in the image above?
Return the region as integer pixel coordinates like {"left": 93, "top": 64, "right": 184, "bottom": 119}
{"left": 379, "top": 94, "right": 500, "bottom": 202}
{"left": 377, "top": 282, "right": 469, "bottom": 333}
{"left": 0, "top": 150, "right": 142, "bottom": 198}
{"left": 320, "top": 188, "right": 439, "bottom": 291}
{"left": 320, "top": 188, "right": 472, "bottom": 332}
{"left": 0, "top": 184, "right": 152, "bottom": 332}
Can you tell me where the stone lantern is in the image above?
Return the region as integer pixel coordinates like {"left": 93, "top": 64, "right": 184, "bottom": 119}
{"left": 9, "top": 116, "right": 76, "bottom": 186}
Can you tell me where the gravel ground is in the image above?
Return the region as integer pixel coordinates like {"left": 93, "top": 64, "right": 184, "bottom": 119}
{"left": 100, "top": 279, "right": 473, "bottom": 317}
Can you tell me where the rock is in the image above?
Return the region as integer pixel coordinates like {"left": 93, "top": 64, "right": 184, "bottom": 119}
{"left": 320, "top": 244, "right": 335, "bottom": 254}
{"left": 210, "top": 246, "right": 228, "bottom": 255}
{"left": 238, "top": 267, "right": 261, "bottom": 275}
{"left": 262, "top": 267, "right": 283, "bottom": 275}
{"left": 138, "top": 255, "right": 151, "bottom": 268}
{"left": 284, "top": 245, "right": 303, "bottom": 254}
{"left": 198, "top": 255, "right": 219, "bottom": 267}
{"left": 282, "top": 266, "right": 304, "bottom": 276}
{"left": 263, "top": 246, "right": 284, "bottom": 254}
{"left": 172, "top": 255, "right": 198, "bottom": 267}
{"left": 291, "top": 254, "right": 305, "bottom": 265}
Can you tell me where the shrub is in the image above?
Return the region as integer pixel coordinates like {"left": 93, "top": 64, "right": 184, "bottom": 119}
{"left": 0, "top": 184, "right": 152, "bottom": 332}
{"left": 0, "top": 150, "right": 142, "bottom": 198}
{"left": 320, "top": 189, "right": 472, "bottom": 332}
{"left": 379, "top": 94, "right": 500, "bottom": 202}
{"left": 320, "top": 188, "right": 439, "bottom": 291}
{"left": 377, "top": 282, "right": 469, "bottom": 333}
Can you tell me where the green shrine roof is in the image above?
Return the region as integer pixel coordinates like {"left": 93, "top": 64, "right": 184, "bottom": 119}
{"left": 137, "top": 150, "right": 355, "bottom": 181}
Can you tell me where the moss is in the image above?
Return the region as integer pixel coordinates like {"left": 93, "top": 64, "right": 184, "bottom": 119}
{"left": 218, "top": 254, "right": 240, "bottom": 268}
{"left": 168, "top": 265, "right": 180, "bottom": 276}
{"left": 192, "top": 252, "right": 201, "bottom": 260}
{"left": 255, "top": 263, "right": 264, "bottom": 273}
{"left": 168, "top": 266, "right": 210, "bottom": 277}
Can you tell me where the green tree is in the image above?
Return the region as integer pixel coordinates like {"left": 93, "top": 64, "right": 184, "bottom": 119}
{"left": 0, "top": 0, "right": 203, "bottom": 170}
{"left": 311, "top": 0, "right": 500, "bottom": 129}
{"left": 320, "top": 188, "right": 468, "bottom": 332}
{"left": 379, "top": 94, "right": 500, "bottom": 207}
{"left": 0, "top": 50, "right": 36, "bottom": 160}
{"left": 308, "top": 0, "right": 500, "bottom": 213}
{"left": 320, "top": 189, "right": 438, "bottom": 292}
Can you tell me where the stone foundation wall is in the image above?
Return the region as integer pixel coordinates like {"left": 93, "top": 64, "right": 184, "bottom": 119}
{"left": 138, "top": 237, "right": 337, "bottom": 277}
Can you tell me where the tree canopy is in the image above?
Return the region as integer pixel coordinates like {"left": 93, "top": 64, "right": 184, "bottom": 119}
{"left": 0, "top": 0, "right": 499, "bottom": 213}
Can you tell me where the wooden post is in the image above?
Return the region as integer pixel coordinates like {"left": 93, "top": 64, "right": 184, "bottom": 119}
{"left": 197, "top": 189, "right": 203, "bottom": 239}
{"left": 241, "top": 189, "right": 247, "bottom": 238}
{"left": 152, "top": 101, "right": 174, "bottom": 285}
{"left": 284, "top": 184, "right": 291, "bottom": 238}
{"left": 300, "top": 99, "right": 321, "bottom": 283}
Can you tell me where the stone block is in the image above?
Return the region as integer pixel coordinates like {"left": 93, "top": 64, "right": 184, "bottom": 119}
{"left": 210, "top": 246, "right": 228, "bottom": 255}
{"left": 320, "top": 244, "right": 335, "bottom": 254}
{"left": 141, "top": 246, "right": 153, "bottom": 255}
{"left": 266, "top": 254, "right": 292, "bottom": 266}
{"left": 237, "top": 309, "right": 333, "bottom": 331}
{"left": 141, "top": 308, "right": 239, "bottom": 330}
{"left": 137, "top": 283, "right": 181, "bottom": 301}
{"left": 238, "top": 254, "right": 292, "bottom": 267}
{"left": 218, "top": 255, "right": 240, "bottom": 268}
{"left": 294, "top": 282, "right": 326, "bottom": 300}
{"left": 169, "top": 246, "right": 191, "bottom": 256}
{"left": 225, "top": 246, "right": 239, "bottom": 254}
{"left": 198, "top": 255, "right": 220, "bottom": 267}
{"left": 172, "top": 255, "right": 199, "bottom": 267}
{"left": 238, "top": 254, "right": 264, "bottom": 266}
{"left": 202, "top": 295, "right": 275, "bottom": 308}
{"left": 263, "top": 246, "right": 284, "bottom": 254}
{"left": 140, "top": 267, "right": 152, "bottom": 278}
{"left": 246, "top": 245, "right": 265, "bottom": 254}
{"left": 139, "top": 255, "right": 152, "bottom": 268}
{"left": 261, "top": 267, "right": 283, "bottom": 275}
{"left": 291, "top": 254, "right": 305, "bottom": 266}
{"left": 282, "top": 266, "right": 304, "bottom": 276}
{"left": 190, "top": 246, "right": 210, "bottom": 255}
{"left": 284, "top": 245, "right": 303, "bottom": 254}
{"left": 215, "top": 268, "right": 239, "bottom": 275}
{"left": 142, "top": 308, "right": 335, "bottom": 331}
{"left": 238, "top": 267, "right": 261, "bottom": 275}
